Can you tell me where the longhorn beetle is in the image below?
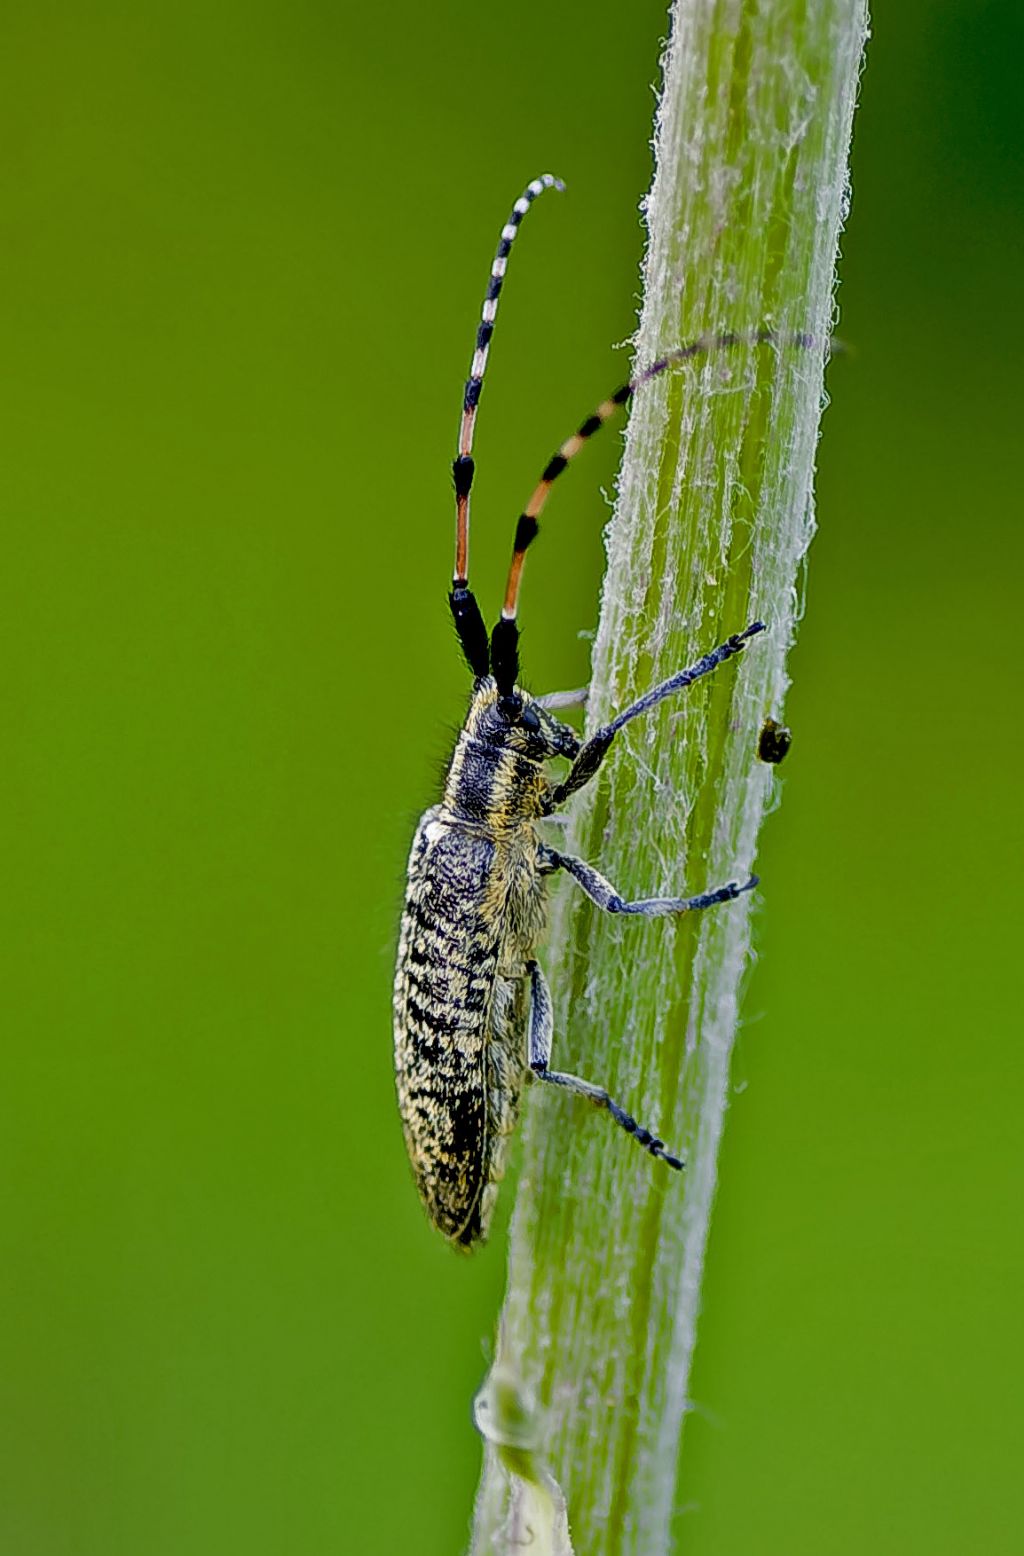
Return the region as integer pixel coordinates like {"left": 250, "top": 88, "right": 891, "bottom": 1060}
{"left": 393, "top": 174, "right": 767, "bottom": 1248}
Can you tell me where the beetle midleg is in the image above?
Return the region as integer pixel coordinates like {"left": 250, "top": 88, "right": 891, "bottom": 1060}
{"left": 539, "top": 847, "right": 758, "bottom": 915}
{"left": 525, "top": 960, "right": 684, "bottom": 1171}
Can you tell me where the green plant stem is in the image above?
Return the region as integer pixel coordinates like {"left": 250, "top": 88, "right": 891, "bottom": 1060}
{"left": 471, "top": 1, "right": 868, "bottom": 1552}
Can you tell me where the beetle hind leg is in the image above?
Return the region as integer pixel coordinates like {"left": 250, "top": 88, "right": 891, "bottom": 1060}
{"left": 526, "top": 960, "right": 684, "bottom": 1172}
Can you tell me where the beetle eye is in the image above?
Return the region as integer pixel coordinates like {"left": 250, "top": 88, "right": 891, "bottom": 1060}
{"left": 520, "top": 705, "right": 541, "bottom": 732}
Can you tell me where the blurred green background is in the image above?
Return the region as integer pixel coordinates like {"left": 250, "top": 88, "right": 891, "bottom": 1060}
{"left": 1, "top": 2, "right": 1021, "bottom": 1552}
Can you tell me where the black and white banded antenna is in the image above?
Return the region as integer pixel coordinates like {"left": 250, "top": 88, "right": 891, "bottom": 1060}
{"left": 449, "top": 173, "right": 564, "bottom": 680}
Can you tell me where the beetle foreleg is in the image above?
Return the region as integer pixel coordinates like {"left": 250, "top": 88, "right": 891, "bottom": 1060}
{"left": 540, "top": 847, "right": 758, "bottom": 915}
{"left": 547, "top": 623, "right": 764, "bottom": 808}
{"left": 525, "top": 960, "right": 684, "bottom": 1171}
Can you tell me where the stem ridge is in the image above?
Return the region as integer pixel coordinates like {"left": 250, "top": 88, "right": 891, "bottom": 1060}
{"left": 472, "top": 3, "right": 869, "bottom": 1551}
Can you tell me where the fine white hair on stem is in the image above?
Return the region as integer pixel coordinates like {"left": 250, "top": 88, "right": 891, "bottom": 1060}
{"left": 471, "top": 2, "right": 869, "bottom": 1552}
